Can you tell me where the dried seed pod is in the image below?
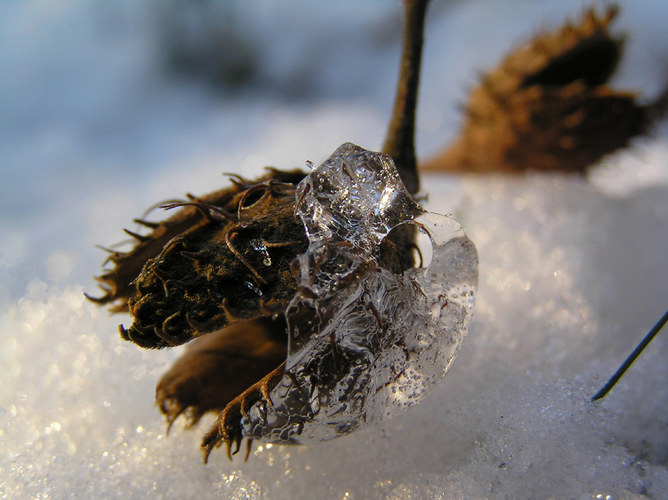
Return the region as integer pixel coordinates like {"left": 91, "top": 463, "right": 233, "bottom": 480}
{"left": 87, "top": 0, "right": 476, "bottom": 463}
{"left": 90, "top": 144, "right": 477, "bottom": 463}
{"left": 422, "top": 5, "right": 662, "bottom": 174}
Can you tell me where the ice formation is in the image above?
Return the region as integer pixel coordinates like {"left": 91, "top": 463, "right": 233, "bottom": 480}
{"left": 242, "top": 143, "right": 478, "bottom": 443}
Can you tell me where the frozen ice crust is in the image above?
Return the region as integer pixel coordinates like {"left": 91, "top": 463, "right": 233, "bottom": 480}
{"left": 242, "top": 143, "right": 478, "bottom": 443}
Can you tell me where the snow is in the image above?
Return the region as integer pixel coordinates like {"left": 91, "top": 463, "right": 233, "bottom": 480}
{"left": 1, "top": 0, "right": 667, "bottom": 498}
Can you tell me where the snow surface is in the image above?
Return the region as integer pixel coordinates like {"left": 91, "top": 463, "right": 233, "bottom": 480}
{"left": 1, "top": 0, "right": 667, "bottom": 498}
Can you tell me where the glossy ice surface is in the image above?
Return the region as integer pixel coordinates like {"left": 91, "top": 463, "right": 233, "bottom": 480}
{"left": 243, "top": 144, "right": 478, "bottom": 443}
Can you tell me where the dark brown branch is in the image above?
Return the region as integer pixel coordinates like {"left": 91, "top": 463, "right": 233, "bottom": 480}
{"left": 383, "top": 0, "right": 429, "bottom": 194}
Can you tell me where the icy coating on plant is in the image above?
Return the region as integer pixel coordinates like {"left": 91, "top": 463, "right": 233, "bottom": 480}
{"left": 241, "top": 143, "right": 478, "bottom": 443}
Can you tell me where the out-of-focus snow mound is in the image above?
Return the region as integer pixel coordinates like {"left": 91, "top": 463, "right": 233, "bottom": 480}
{"left": 150, "top": 0, "right": 403, "bottom": 97}
{"left": 1, "top": 0, "right": 668, "bottom": 498}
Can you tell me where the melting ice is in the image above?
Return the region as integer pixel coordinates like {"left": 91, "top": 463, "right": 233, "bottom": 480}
{"left": 242, "top": 143, "right": 478, "bottom": 443}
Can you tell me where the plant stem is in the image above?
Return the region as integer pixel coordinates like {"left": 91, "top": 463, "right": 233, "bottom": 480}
{"left": 591, "top": 308, "right": 668, "bottom": 401}
{"left": 383, "top": 0, "right": 429, "bottom": 194}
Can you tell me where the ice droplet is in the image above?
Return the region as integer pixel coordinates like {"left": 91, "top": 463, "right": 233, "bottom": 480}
{"left": 243, "top": 143, "right": 478, "bottom": 443}
{"left": 250, "top": 239, "right": 272, "bottom": 267}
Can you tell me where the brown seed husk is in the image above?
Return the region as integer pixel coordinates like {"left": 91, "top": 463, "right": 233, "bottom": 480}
{"left": 156, "top": 317, "right": 288, "bottom": 432}
{"left": 422, "top": 5, "right": 659, "bottom": 174}
{"left": 89, "top": 169, "right": 309, "bottom": 348}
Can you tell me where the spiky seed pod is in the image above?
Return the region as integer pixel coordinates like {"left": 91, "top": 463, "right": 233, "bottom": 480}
{"left": 89, "top": 0, "right": 430, "bottom": 462}
{"left": 422, "top": 5, "right": 659, "bottom": 174}
{"left": 88, "top": 169, "right": 309, "bottom": 348}
{"left": 89, "top": 164, "right": 418, "bottom": 460}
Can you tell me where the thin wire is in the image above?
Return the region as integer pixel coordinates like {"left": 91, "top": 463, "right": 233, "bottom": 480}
{"left": 591, "top": 308, "right": 668, "bottom": 401}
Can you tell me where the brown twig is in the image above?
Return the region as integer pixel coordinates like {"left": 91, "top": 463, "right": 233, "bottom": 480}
{"left": 383, "top": 0, "right": 429, "bottom": 194}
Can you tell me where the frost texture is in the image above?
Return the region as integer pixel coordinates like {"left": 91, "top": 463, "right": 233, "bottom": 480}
{"left": 242, "top": 143, "right": 478, "bottom": 443}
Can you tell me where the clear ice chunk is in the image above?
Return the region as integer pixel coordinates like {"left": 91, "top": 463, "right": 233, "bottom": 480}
{"left": 242, "top": 143, "right": 478, "bottom": 443}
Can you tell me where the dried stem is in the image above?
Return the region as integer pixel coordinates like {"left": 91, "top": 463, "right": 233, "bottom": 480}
{"left": 383, "top": 0, "right": 429, "bottom": 194}
{"left": 591, "top": 308, "right": 668, "bottom": 401}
